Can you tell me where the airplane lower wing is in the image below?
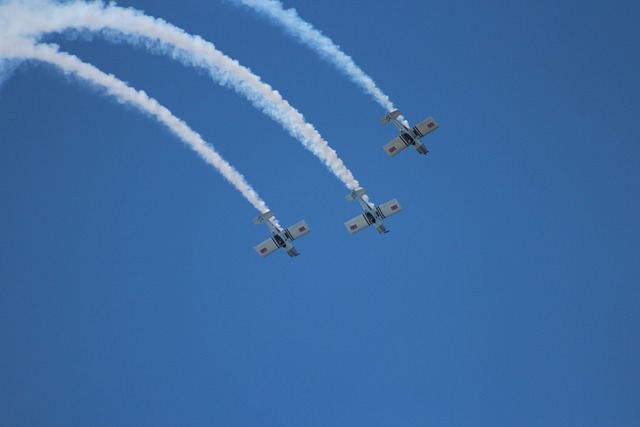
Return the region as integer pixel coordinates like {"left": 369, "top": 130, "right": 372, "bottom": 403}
{"left": 344, "top": 214, "right": 373, "bottom": 234}
{"left": 254, "top": 237, "right": 280, "bottom": 257}
{"left": 383, "top": 135, "right": 411, "bottom": 157}
{"left": 377, "top": 199, "right": 402, "bottom": 218}
{"left": 412, "top": 117, "right": 439, "bottom": 138}
{"left": 285, "top": 220, "right": 310, "bottom": 240}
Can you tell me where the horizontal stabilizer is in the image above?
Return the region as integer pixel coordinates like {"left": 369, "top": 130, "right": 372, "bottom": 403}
{"left": 345, "top": 187, "right": 367, "bottom": 201}
{"left": 344, "top": 214, "right": 371, "bottom": 234}
{"left": 413, "top": 117, "right": 439, "bottom": 138}
{"left": 285, "top": 220, "right": 310, "bottom": 240}
{"left": 383, "top": 136, "right": 410, "bottom": 157}
{"left": 377, "top": 199, "right": 402, "bottom": 218}
{"left": 381, "top": 109, "right": 402, "bottom": 125}
{"left": 253, "top": 210, "right": 274, "bottom": 225}
{"left": 254, "top": 237, "right": 279, "bottom": 257}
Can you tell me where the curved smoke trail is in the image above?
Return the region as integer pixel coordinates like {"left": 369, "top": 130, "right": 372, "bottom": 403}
{"left": 0, "top": 58, "right": 20, "bottom": 91}
{"left": 0, "top": 39, "right": 278, "bottom": 224}
{"left": 0, "top": 0, "right": 362, "bottom": 193}
{"left": 227, "top": 0, "right": 395, "bottom": 112}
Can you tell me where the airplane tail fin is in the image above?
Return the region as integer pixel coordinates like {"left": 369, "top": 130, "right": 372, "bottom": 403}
{"left": 376, "top": 223, "right": 389, "bottom": 234}
{"left": 345, "top": 187, "right": 367, "bottom": 201}
{"left": 286, "top": 247, "right": 300, "bottom": 257}
{"left": 380, "top": 109, "right": 402, "bottom": 125}
{"left": 253, "top": 210, "right": 274, "bottom": 225}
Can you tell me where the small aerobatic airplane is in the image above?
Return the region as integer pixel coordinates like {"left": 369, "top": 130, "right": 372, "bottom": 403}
{"left": 344, "top": 188, "right": 402, "bottom": 234}
{"left": 253, "top": 211, "right": 310, "bottom": 257}
{"left": 381, "top": 109, "right": 439, "bottom": 157}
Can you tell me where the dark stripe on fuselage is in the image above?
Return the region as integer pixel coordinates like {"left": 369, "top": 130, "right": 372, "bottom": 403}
{"left": 400, "top": 133, "right": 413, "bottom": 146}
{"left": 272, "top": 234, "right": 286, "bottom": 248}
{"left": 284, "top": 229, "right": 294, "bottom": 241}
{"left": 413, "top": 125, "right": 424, "bottom": 138}
{"left": 363, "top": 213, "right": 373, "bottom": 226}
{"left": 376, "top": 206, "right": 386, "bottom": 219}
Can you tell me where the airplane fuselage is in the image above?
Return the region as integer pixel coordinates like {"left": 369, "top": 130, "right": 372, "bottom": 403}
{"left": 356, "top": 197, "right": 389, "bottom": 234}
{"left": 254, "top": 211, "right": 308, "bottom": 257}
{"left": 344, "top": 188, "right": 401, "bottom": 235}
{"left": 265, "top": 222, "right": 296, "bottom": 251}
{"left": 390, "top": 118, "right": 428, "bottom": 155}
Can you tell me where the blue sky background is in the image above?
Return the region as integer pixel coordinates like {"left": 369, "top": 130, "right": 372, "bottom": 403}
{"left": 1, "top": 0, "right": 639, "bottom": 425}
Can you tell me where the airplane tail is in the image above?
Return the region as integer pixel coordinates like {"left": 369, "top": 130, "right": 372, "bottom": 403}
{"left": 380, "top": 109, "right": 402, "bottom": 125}
{"left": 416, "top": 144, "right": 428, "bottom": 155}
{"left": 345, "top": 187, "right": 367, "bottom": 201}
{"left": 253, "top": 210, "right": 274, "bottom": 225}
{"left": 286, "top": 247, "right": 300, "bottom": 257}
{"left": 375, "top": 223, "right": 389, "bottom": 234}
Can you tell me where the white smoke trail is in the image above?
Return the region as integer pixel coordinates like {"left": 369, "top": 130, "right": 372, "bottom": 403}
{"left": 0, "top": 57, "right": 20, "bottom": 92}
{"left": 0, "top": 38, "right": 278, "bottom": 224}
{"left": 0, "top": 0, "right": 362, "bottom": 193}
{"left": 227, "top": 0, "right": 395, "bottom": 112}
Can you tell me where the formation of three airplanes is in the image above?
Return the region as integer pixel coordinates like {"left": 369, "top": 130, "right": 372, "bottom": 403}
{"left": 254, "top": 109, "right": 439, "bottom": 258}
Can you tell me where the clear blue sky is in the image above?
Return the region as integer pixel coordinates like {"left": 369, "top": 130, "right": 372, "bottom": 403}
{"left": 1, "top": 0, "right": 639, "bottom": 425}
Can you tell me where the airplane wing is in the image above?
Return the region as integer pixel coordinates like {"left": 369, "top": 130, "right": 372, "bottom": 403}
{"left": 254, "top": 237, "right": 280, "bottom": 257}
{"left": 383, "top": 135, "right": 411, "bottom": 157}
{"left": 344, "top": 214, "right": 372, "bottom": 234}
{"left": 285, "top": 220, "right": 310, "bottom": 240}
{"left": 377, "top": 199, "right": 402, "bottom": 218}
{"left": 412, "top": 117, "right": 439, "bottom": 138}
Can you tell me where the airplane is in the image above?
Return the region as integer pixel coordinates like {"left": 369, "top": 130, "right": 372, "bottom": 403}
{"left": 344, "top": 188, "right": 402, "bottom": 235}
{"left": 381, "top": 109, "right": 439, "bottom": 157}
{"left": 253, "top": 211, "right": 310, "bottom": 257}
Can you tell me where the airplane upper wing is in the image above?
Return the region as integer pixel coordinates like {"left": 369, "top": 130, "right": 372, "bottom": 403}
{"left": 285, "top": 220, "right": 310, "bottom": 240}
{"left": 383, "top": 135, "right": 411, "bottom": 157}
{"left": 344, "top": 214, "right": 372, "bottom": 234}
{"left": 254, "top": 237, "right": 280, "bottom": 257}
{"left": 412, "top": 117, "right": 439, "bottom": 138}
{"left": 377, "top": 199, "right": 402, "bottom": 218}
